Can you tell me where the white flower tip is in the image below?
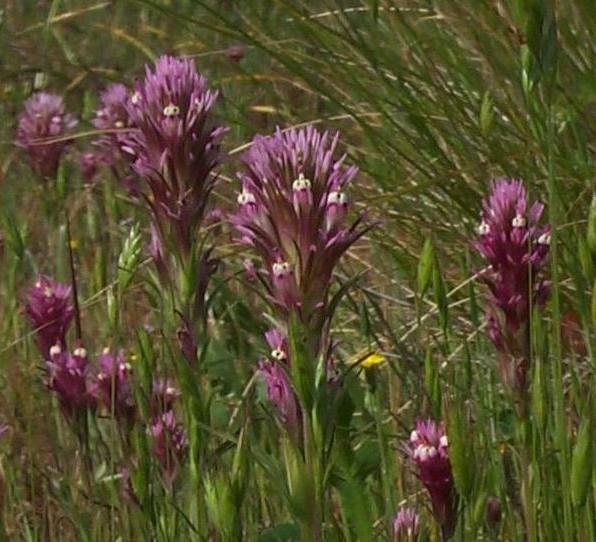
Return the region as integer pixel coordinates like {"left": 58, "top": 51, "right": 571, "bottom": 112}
{"left": 410, "top": 430, "right": 419, "bottom": 443}
{"left": 440, "top": 435, "right": 448, "bottom": 448}
{"left": 73, "top": 347, "right": 87, "bottom": 358}
{"left": 163, "top": 103, "right": 180, "bottom": 117}
{"left": 49, "top": 345, "right": 62, "bottom": 357}
{"left": 271, "top": 348, "right": 286, "bottom": 361}
{"left": 237, "top": 191, "right": 256, "bottom": 205}
{"left": 272, "top": 261, "right": 291, "bottom": 277}
{"left": 512, "top": 215, "right": 526, "bottom": 228}
{"left": 292, "top": 173, "right": 311, "bottom": 191}
{"left": 328, "top": 191, "right": 347, "bottom": 205}
{"left": 476, "top": 221, "right": 490, "bottom": 235}
{"left": 537, "top": 233, "right": 551, "bottom": 245}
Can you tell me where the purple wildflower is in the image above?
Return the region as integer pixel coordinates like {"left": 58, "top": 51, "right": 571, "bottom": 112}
{"left": 231, "top": 127, "right": 367, "bottom": 344}
{"left": 46, "top": 344, "right": 94, "bottom": 418}
{"left": 91, "top": 349, "right": 135, "bottom": 423}
{"left": 392, "top": 507, "right": 421, "bottom": 541}
{"left": 25, "top": 276, "right": 74, "bottom": 359}
{"left": 407, "top": 419, "right": 456, "bottom": 540}
{"left": 474, "top": 179, "right": 550, "bottom": 396}
{"left": 149, "top": 410, "right": 188, "bottom": 482}
{"left": 92, "top": 83, "right": 132, "bottom": 164}
{"left": 122, "top": 55, "right": 226, "bottom": 254}
{"left": 16, "top": 92, "right": 77, "bottom": 180}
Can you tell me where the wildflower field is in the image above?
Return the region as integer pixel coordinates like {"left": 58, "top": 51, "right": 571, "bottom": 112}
{"left": 0, "top": 1, "right": 594, "bottom": 541}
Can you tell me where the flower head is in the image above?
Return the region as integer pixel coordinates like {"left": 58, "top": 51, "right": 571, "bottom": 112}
{"left": 407, "top": 419, "right": 456, "bottom": 539}
{"left": 46, "top": 344, "right": 94, "bottom": 417}
{"left": 92, "top": 83, "right": 132, "bottom": 164}
{"left": 392, "top": 507, "right": 421, "bottom": 541}
{"left": 25, "top": 276, "right": 74, "bottom": 358}
{"left": 474, "top": 179, "right": 550, "bottom": 397}
{"left": 123, "top": 55, "right": 226, "bottom": 253}
{"left": 16, "top": 92, "right": 77, "bottom": 180}
{"left": 91, "top": 349, "right": 135, "bottom": 423}
{"left": 149, "top": 410, "right": 188, "bottom": 481}
{"left": 474, "top": 179, "right": 550, "bottom": 338}
{"left": 231, "top": 126, "right": 367, "bottom": 335}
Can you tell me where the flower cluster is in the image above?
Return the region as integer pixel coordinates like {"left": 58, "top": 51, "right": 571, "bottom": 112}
{"left": 122, "top": 55, "right": 226, "bottom": 254}
{"left": 92, "top": 83, "right": 133, "bottom": 166}
{"left": 149, "top": 410, "right": 188, "bottom": 482}
{"left": 392, "top": 507, "right": 420, "bottom": 541}
{"left": 407, "top": 419, "right": 456, "bottom": 540}
{"left": 474, "top": 179, "right": 550, "bottom": 394}
{"left": 231, "top": 126, "right": 367, "bottom": 344}
{"left": 46, "top": 344, "right": 94, "bottom": 418}
{"left": 25, "top": 276, "right": 74, "bottom": 359}
{"left": 16, "top": 92, "right": 77, "bottom": 180}
{"left": 91, "top": 349, "right": 136, "bottom": 424}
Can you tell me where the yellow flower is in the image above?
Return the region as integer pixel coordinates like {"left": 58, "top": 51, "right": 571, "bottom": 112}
{"left": 69, "top": 239, "right": 78, "bottom": 250}
{"left": 348, "top": 349, "right": 386, "bottom": 370}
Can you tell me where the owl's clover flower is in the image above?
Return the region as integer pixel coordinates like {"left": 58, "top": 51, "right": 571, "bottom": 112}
{"left": 231, "top": 126, "right": 368, "bottom": 342}
{"left": 91, "top": 349, "right": 135, "bottom": 424}
{"left": 474, "top": 179, "right": 550, "bottom": 395}
{"left": 16, "top": 92, "right": 77, "bottom": 180}
{"left": 122, "top": 55, "right": 226, "bottom": 254}
{"left": 392, "top": 507, "right": 421, "bottom": 541}
{"left": 149, "top": 410, "right": 188, "bottom": 482}
{"left": 92, "top": 83, "right": 132, "bottom": 165}
{"left": 25, "top": 276, "right": 74, "bottom": 359}
{"left": 46, "top": 344, "right": 94, "bottom": 418}
{"left": 407, "top": 419, "right": 456, "bottom": 540}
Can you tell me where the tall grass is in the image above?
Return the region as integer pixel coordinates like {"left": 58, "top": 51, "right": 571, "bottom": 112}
{"left": 0, "top": 1, "right": 594, "bottom": 541}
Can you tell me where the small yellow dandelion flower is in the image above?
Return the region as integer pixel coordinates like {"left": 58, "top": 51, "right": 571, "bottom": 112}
{"left": 69, "top": 239, "right": 78, "bottom": 250}
{"left": 360, "top": 352, "right": 386, "bottom": 369}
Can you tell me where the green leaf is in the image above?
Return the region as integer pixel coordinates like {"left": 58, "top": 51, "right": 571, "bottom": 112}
{"left": 338, "top": 480, "right": 374, "bottom": 541}
{"left": 570, "top": 417, "right": 593, "bottom": 507}
{"left": 417, "top": 238, "right": 434, "bottom": 297}
{"left": 447, "top": 405, "right": 474, "bottom": 500}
